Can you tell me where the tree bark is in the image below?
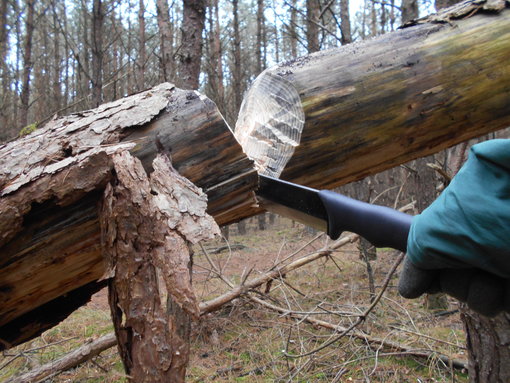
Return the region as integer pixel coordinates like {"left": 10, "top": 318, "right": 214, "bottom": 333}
{"left": 91, "top": 0, "right": 105, "bottom": 107}
{"left": 232, "top": 0, "right": 242, "bottom": 113}
{"left": 137, "top": 0, "right": 146, "bottom": 91}
{"left": 100, "top": 151, "right": 219, "bottom": 381}
{"left": 19, "top": 0, "right": 35, "bottom": 128}
{"left": 256, "top": 0, "right": 265, "bottom": 74}
{"left": 236, "top": 0, "right": 510, "bottom": 190}
{"left": 156, "top": 0, "right": 174, "bottom": 82}
{"left": 305, "top": 0, "right": 320, "bottom": 53}
{"left": 401, "top": 0, "right": 419, "bottom": 23}
{"left": 463, "top": 311, "right": 510, "bottom": 382}
{"left": 339, "top": 0, "right": 352, "bottom": 44}
{"left": 179, "top": 0, "right": 206, "bottom": 89}
{"left": 0, "top": 83, "right": 257, "bottom": 350}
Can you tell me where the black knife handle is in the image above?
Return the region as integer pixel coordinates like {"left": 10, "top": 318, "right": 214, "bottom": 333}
{"left": 318, "top": 190, "right": 413, "bottom": 252}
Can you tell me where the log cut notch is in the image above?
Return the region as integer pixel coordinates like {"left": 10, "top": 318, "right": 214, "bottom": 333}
{"left": 236, "top": 0, "right": 510, "bottom": 189}
{"left": 0, "top": 83, "right": 257, "bottom": 349}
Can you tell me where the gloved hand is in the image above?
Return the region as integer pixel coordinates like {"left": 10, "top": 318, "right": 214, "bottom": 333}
{"left": 398, "top": 256, "right": 510, "bottom": 317}
{"left": 397, "top": 139, "right": 510, "bottom": 317}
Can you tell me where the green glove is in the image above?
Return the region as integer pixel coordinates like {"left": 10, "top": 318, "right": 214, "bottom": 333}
{"left": 398, "top": 139, "right": 510, "bottom": 317}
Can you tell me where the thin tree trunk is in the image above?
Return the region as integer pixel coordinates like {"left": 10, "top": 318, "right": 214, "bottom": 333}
{"left": 401, "top": 0, "right": 419, "bottom": 23}
{"left": 0, "top": 83, "right": 258, "bottom": 350}
{"left": 214, "top": 1, "right": 224, "bottom": 108}
{"left": 91, "top": 0, "right": 104, "bottom": 107}
{"left": 12, "top": 0, "right": 21, "bottom": 127}
{"left": 380, "top": 2, "right": 387, "bottom": 33}
{"left": 62, "top": 2, "right": 69, "bottom": 109}
{"left": 0, "top": 0, "right": 9, "bottom": 138}
{"left": 256, "top": 0, "right": 264, "bottom": 74}
{"left": 306, "top": 0, "right": 320, "bottom": 53}
{"left": 370, "top": 0, "right": 377, "bottom": 36}
{"left": 289, "top": 0, "right": 298, "bottom": 57}
{"left": 179, "top": 0, "right": 206, "bottom": 89}
{"left": 0, "top": 0, "right": 7, "bottom": 77}
{"left": 232, "top": 0, "right": 245, "bottom": 238}
{"left": 137, "top": 0, "right": 146, "bottom": 90}
{"left": 232, "top": 0, "right": 242, "bottom": 113}
{"left": 52, "top": 3, "right": 62, "bottom": 113}
{"left": 156, "top": 0, "right": 173, "bottom": 82}
{"left": 339, "top": 0, "right": 352, "bottom": 44}
{"left": 257, "top": 213, "right": 266, "bottom": 230}
{"left": 19, "top": 0, "right": 35, "bottom": 128}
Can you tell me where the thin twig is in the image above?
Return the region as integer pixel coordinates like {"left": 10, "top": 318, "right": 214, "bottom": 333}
{"left": 389, "top": 326, "right": 466, "bottom": 350}
{"left": 283, "top": 252, "right": 405, "bottom": 358}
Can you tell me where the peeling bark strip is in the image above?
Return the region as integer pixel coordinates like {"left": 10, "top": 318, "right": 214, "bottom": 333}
{"left": 235, "top": 0, "right": 510, "bottom": 188}
{"left": 0, "top": 83, "right": 256, "bottom": 350}
{"left": 100, "top": 151, "right": 219, "bottom": 382}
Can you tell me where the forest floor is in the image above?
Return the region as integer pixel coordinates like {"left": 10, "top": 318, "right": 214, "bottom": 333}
{"left": 1, "top": 216, "right": 469, "bottom": 382}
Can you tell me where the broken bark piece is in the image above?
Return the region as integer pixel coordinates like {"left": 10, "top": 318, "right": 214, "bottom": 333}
{"left": 235, "top": 0, "right": 510, "bottom": 188}
{"left": 100, "top": 151, "right": 219, "bottom": 382}
{"left": 0, "top": 83, "right": 255, "bottom": 349}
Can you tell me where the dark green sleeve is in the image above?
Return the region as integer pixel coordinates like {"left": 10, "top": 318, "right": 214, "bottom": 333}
{"left": 406, "top": 139, "right": 510, "bottom": 278}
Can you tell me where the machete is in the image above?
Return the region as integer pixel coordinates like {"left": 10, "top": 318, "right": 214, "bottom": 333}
{"left": 257, "top": 175, "right": 413, "bottom": 253}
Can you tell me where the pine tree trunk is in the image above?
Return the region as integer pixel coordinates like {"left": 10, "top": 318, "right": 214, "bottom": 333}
{"left": 339, "top": 0, "right": 352, "bottom": 44}
{"left": 137, "top": 0, "right": 146, "bottom": 91}
{"left": 179, "top": 0, "right": 206, "bottom": 89}
{"left": 401, "top": 0, "right": 419, "bottom": 23}
{"left": 463, "top": 311, "right": 510, "bottom": 382}
{"left": 156, "top": 0, "right": 174, "bottom": 82}
{"left": 19, "top": 0, "right": 35, "bottom": 128}
{"left": 305, "top": 0, "right": 320, "bottom": 52}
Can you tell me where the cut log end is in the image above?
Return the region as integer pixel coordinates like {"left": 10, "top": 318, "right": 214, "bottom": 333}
{"left": 235, "top": 71, "right": 304, "bottom": 178}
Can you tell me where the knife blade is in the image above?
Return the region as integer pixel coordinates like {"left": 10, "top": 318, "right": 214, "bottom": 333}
{"left": 257, "top": 175, "right": 413, "bottom": 252}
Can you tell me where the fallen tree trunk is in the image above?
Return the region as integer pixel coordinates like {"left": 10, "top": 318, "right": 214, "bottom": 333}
{"left": 235, "top": 0, "right": 510, "bottom": 188}
{"left": 0, "top": 84, "right": 257, "bottom": 349}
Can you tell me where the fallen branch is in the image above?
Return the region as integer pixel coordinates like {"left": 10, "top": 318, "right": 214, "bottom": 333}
{"left": 7, "top": 333, "right": 117, "bottom": 383}
{"left": 199, "top": 233, "right": 358, "bottom": 314}
{"left": 247, "top": 294, "right": 467, "bottom": 370}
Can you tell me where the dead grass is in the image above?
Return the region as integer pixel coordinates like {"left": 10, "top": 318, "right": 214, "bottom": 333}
{"left": 1, "top": 217, "right": 468, "bottom": 382}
